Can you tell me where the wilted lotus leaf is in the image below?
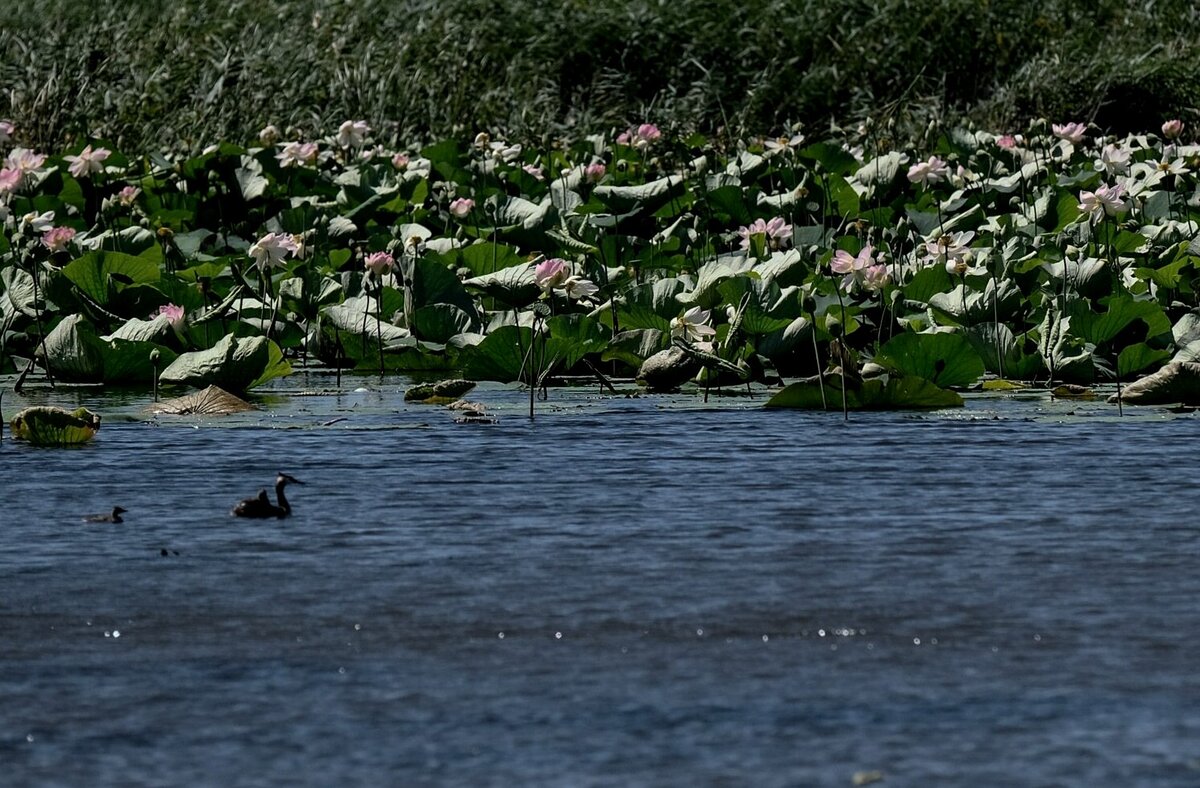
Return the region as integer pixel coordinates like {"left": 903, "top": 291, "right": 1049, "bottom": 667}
{"left": 151, "top": 385, "right": 256, "bottom": 415}
{"left": 10, "top": 406, "right": 101, "bottom": 446}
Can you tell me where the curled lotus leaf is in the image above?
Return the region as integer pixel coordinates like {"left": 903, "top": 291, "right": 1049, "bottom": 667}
{"left": 10, "top": 406, "right": 101, "bottom": 446}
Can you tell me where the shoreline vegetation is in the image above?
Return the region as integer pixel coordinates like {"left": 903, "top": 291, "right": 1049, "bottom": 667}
{"left": 3, "top": 1, "right": 1200, "bottom": 418}
{"left": 2, "top": 114, "right": 1199, "bottom": 418}
{"left": 3, "top": 0, "right": 1199, "bottom": 154}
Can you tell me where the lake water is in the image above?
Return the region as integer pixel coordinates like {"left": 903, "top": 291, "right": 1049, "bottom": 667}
{"left": 2, "top": 375, "right": 1199, "bottom": 786}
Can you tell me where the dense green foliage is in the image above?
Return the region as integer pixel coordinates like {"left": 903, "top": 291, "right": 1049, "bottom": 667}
{"left": 3, "top": 0, "right": 1199, "bottom": 153}
{"left": 3, "top": 118, "right": 1200, "bottom": 409}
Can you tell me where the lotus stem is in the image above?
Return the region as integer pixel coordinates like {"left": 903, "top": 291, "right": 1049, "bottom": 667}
{"left": 374, "top": 274, "right": 385, "bottom": 379}
{"left": 150, "top": 349, "right": 160, "bottom": 403}
{"left": 28, "top": 261, "right": 55, "bottom": 388}
{"left": 811, "top": 323, "right": 828, "bottom": 410}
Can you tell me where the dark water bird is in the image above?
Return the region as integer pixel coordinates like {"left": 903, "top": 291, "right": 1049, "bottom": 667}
{"left": 232, "top": 473, "right": 304, "bottom": 518}
{"left": 83, "top": 506, "right": 127, "bottom": 523}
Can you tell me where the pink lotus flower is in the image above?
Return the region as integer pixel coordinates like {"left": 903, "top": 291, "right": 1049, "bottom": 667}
{"left": 585, "top": 162, "right": 606, "bottom": 183}
{"left": 0, "top": 167, "right": 21, "bottom": 195}
{"left": 0, "top": 121, "right": 13, "bottom": 144}
{"left": 392, "top": 153, "right": 410, "bottom": 170}
{"left": 363, "top": 251, "right": 395, "bottom": 276}
{"left": 117, "top": 185, "right": 141, "bottom": 207}
{"left": 64, "top": 144, "right": 111, "bottom": 179}
{"left": 337, "top": 120, "right": 370, "bottom": 148}
{"left": 617, "top": 123, "right": 662, "bottom": 149}
{"left": 907, "top": 156, "right": 950, "bottom": 185}
{"left": 248, "top": 232, "right": 299, "bottom": 270}
{"left": 276, "top": 141, "right": 319, "bottom": 168}
{"left": 1052, "top": 122, "right": 1087, "bottom": 144}
{"left": 155, "top": 303, "right": 186, "bottom": 328}
{"left": 5, "top": 147, "right": 46, "bottom": 173}
{"left": 670, "top": 306, "right": 716, "bottom": 342}
{"left": 997, "top": 135, "right": 1018, "bottom": 150}
{"left": 41, "top": 226, "right": 76, "bottom": 252}
{"left": 737, "top": 216, "right": 793, "bottom": 251}
{"left": 830, "top": 244, "right": 876, "bottom": 291}
{"left": 862, "top": 264, "right": 890, "bottom": 292}
{"left": 534, "top": 258, "right": 569, "bottom": 290}
{"left": 522, "top": 164, "right": 545, "bottom": 181}
{"left": 1079, "top": 183, "right": 1129, "bottom": 220}
{"left": 1162, "top": 119, "right": 1184, "bottom": 140}
{"left": 449, "top": 197, "right": 474, "bottom": 218}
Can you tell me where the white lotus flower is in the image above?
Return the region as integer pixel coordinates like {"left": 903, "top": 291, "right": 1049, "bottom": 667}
{"left": 670, "top": 306, "right": 716, "bottom": 342}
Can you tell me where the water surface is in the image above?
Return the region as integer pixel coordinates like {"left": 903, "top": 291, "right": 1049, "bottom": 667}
{"left": 2, "top": 378, "right": 1199, "bottom": 786}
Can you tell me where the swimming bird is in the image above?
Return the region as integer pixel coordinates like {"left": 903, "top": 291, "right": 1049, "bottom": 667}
{"left": 83, "top": 506, "right": 127, "bottom": 524}
{"left": 232, "top": 473, "right": 304, "bottom": 518}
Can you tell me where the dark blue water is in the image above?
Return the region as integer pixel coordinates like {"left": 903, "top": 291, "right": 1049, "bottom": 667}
{"left": 2, "top": 382, "right": 1199, "bottom": 786}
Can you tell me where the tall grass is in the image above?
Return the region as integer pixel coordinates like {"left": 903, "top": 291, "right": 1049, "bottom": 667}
{"left": 3, "top": 0, "right": 1198, "bottom": 152}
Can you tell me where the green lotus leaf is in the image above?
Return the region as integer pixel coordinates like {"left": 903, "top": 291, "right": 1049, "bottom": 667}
{"left": 42, "top": 314, "right": 106, "bottom": 382}
{"left": 964, "top": 322, "right": 1044, "bottom": 380}
{"left": 855, "top": 151, "right": 906, "bottom": 185}
{"left": 463, "top": 263, "right": 540, "bottom": 308}
{"left": 1, "top": 266, "right": 38, "bottom": 318}
{"left": 601, "top": 328, "right": 668, "bottom": 369}
{"left": 62, "top": 250, "right": 160, "bottom": 305}
{"left": 703, "top": 185, "right": 753, "bottom": 225}
{"left": 754, "top": 249, "right": 806, "bottom": 288}
{"left": 798, "top": 143, "right": 859, "bottom": 175}
{"left": 874, "top": 331, "right": 985, "bottom": 388}
{"left": 455, "top": 242, "right": 529, "bottom": 277}
{"left": 593, "top": 175, "right": 684, "bottom": 215}
{"left": 902, "top": 265, "right": 953, "bottom": 305}
{"left": 158, "top": 333, "right": 290, "bottom": 391}
{"left": 105, "top": 314, "right": 172, "bottom": 344}
{"left": 103, "top": 339, "right": 178, "bottom": 384}
{"left": 411, "top": 303, "right": 477, "bottom": 345}
{"left": 10, "top": 406, "right": 101, "bottom": 446}
{"left": 754, "top": 317, "right": 812, "bottom": 362}
{"left": 766, "top": 374, "right": 963, "bottom": 410}
{"left": 1117, "top": 343, "right": 1171, "bottom": 378}
{"left": 928, "top": 279, "right": 1022, "bottom": 326}
{"left": 678, "top": 254, "right": 757, "bottom": 307}
{"left": 1037, "top": 307, "right": 1095, "bottom": 383}
{"left": 608, "top": 278, "right": 688, "bottom": 332}
{"left": 1068, "top": 295, "right": 1170, "bottom": 346}
{"left": 409, "top": 257, "right": 476, "bottom": 316}
{"left": 464, "top": 315, "right": 607, "bottom": 383}
{"left": 463, "top": 325, "right": 530, "bottom": 382}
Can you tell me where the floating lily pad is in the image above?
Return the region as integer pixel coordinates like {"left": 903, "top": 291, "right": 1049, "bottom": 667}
{"left": 10, "top": 406, "right": 101, "bottom": 446}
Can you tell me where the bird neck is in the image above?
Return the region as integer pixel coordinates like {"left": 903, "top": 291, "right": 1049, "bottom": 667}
{"left": 275, "top": 480, "right": 291, "bottom": 514}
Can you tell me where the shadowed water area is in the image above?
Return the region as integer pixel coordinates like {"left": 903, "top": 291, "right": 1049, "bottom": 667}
{"left": 2, "top": 376, "right": 1199, "bottom": 786}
